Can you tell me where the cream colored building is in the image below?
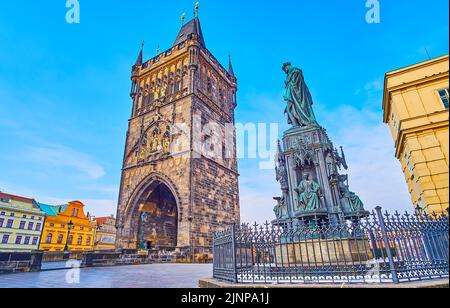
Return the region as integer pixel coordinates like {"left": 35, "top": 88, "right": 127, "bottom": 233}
{"left": 383, "top": 55, "right": 449, "bottom": 215}
{"left": 0, "top": 192, "right": 46, "bottom": 252}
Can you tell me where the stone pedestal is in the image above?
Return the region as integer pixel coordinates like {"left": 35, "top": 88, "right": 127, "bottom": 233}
{"left": 275, "top": 238, "right": 374, "bottom": 266}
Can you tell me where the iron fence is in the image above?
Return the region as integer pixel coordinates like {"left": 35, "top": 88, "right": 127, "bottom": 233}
{"left": 213, "top": 207, "right": 449, "bottom": 284}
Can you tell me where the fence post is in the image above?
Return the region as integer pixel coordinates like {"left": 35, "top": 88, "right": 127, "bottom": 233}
{"left": 231, "top": 223, "right": 238, "bottom": 283}
{"left": 376, "top": 206, "right": 399, "bottom": 284}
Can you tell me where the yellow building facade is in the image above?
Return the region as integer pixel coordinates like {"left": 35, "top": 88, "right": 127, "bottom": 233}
{"left": 38, "top": 201, "right": 96, "bottom": 251}
{"left": 0, "top": 193, "right": 46, "bottom": 252}
{"left": 383, "top": 55, "right": 449, "bottom": 215}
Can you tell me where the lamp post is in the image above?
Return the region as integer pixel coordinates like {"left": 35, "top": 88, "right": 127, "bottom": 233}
{"left": 64, "top": 220, "right": 74, "bottom": 252}
{"left": 188, "top": 215, "right": 193, "bottom": 263}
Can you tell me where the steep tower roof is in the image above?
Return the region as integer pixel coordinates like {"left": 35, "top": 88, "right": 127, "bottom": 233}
{"left": 135, "top": 42, "right": 144, "bottom": 66}
{"left": 228, "top": 52, "right": 236, "bottom": 78}
{"left": 173, "top": 17, "right": 206, "bottom": 48}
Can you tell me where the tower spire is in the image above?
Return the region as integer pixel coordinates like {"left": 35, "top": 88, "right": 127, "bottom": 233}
{"left": 135, "top": 41, "right": 144, "bottom": 66}
{"left": 228, "top": 51, "right": 235, "bottom": 78}
{"left": 173, "top": 15, "right": 206, "bottom": 48}
{"left": 277, "top": 139, "right": 283, "bottom": 154}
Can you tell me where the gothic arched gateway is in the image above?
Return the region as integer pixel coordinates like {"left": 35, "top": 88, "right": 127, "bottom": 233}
{"left": 136, "top": 181, "right": 178, "bottom": 250}
{"left": 120, "top": 173, "right": 182, "bottom": 250}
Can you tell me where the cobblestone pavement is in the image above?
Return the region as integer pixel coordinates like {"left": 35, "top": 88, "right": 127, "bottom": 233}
{"left": 0, "top": 264, "right": 212, "bottom": 288}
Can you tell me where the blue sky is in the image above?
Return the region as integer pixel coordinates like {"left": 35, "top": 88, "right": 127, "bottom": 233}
{"left": 0, "top": 0, "right": 448, "bottom": 222}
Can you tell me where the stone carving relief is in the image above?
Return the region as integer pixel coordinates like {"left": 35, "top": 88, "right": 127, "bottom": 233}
{"left": 125, "top": 113, "right": 173, "bottom": 168}
{"left": 292, "top": 137, "right": 316, "bottom": 168}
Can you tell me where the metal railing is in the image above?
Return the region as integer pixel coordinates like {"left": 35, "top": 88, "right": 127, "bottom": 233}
{"left": 213, "top": 207, "right": 449, "bottom": 284}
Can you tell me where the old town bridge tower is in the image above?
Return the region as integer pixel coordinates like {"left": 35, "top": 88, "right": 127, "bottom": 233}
{"left": 115, "top": 17, "right": 240, "bottom": 255}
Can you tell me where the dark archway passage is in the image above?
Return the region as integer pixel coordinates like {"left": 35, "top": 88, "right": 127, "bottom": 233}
{"left": 137, "top": 182, "right": 178, "bottom": 250}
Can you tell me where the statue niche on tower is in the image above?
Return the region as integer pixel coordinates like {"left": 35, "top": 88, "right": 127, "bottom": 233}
{"left": 273, "top": 62, "right": 368, "bottom": 225}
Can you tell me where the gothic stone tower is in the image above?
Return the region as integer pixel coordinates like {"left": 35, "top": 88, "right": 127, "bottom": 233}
{"left": 116, "top": 17, "right": 240, "bottom": 254}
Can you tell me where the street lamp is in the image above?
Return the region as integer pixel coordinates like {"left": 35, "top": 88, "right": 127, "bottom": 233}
{"left": 64, "top": 220, "right": 74, "bottom": 252}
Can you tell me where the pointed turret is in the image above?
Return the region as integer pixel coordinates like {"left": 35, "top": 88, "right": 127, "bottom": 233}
{"left": 228, "top": 52, "right": 236, "bottom": 78}
{"left": 277, "top": 140, "right": 283, "bottom": 153}
{"left": 173, "top": 17, "right": 206, "bottom": 48}
{"left": 135, "top": 42, "right": 144, "bottom": 66}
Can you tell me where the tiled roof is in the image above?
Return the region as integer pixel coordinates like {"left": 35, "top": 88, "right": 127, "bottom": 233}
{"left": 37, "top": 203, "right": 68, "bottom": 217}
{"left": 173, "top": 17, "right": 206, "bottom": 48}
{"left": 0, "top": 192, "right": 35, "bottom": 204}
{"left": 94, "top": 217, "right": 108, "bottom": 226}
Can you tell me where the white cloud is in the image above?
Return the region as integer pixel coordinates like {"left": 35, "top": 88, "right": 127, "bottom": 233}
{"left": 27, "top": 144, "right": 106, "bottom": 180}
{"left": 330, "top": 118, "right": 412, "bottom": 213}
{"left": 364, "top": 79, "right": 384, "bottom": 92}
{"left": 239, "top": 169, "right": 279, "bottom": 224}
{"left": 78, "top": 184, "right": 119, "bottom": 195}
{"left": 78, "top": 199, "right": 118, "bottom": 218}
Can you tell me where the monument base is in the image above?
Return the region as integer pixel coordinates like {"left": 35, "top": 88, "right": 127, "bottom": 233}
{"left": 275, "top": 238, "right": 374, "bottom": 265}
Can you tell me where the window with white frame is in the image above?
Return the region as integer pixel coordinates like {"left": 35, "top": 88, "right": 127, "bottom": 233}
{"left": 1, "top": 235, "right": 9, "bottom": 244}
{"left": 438, "top": 88, "right": 449, "bottom": 109}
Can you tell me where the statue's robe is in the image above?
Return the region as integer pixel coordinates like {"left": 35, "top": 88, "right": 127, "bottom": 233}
{"left": 283, "top": 67, "right": 318, "bottom": 127}
{"left": 349, "top": 193, "right": 364, "bottom": 212}
{"left": 297, "top": 180, "right": 320, "bottom": 211}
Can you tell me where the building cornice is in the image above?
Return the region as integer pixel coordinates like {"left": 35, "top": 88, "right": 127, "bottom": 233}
{"left": 395, "top": 114, "right": 449, "bottom": 158}
{"left": 382, "top": 54, "right": 449, "bottom": 122}
{"left": 386, "top": 55, "right": 449, "bottom": 77}
{"left": 0, "top": 204, "right": 46, "bottom": 216}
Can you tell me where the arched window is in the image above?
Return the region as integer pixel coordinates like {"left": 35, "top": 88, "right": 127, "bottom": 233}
{"left": 86, "top": 236, "right": 91, "bottom": 246}
{"left": 67, "top": 235, "right": 73, "bottom": 245}
{"left": 46, "top": 233, "right": 53, "bottom": 244}
{"left": 57, "top": 234, "right": 63, "bottom": 244}
{"left": 77, "top": 236, "right": 83, "bottom": 245}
